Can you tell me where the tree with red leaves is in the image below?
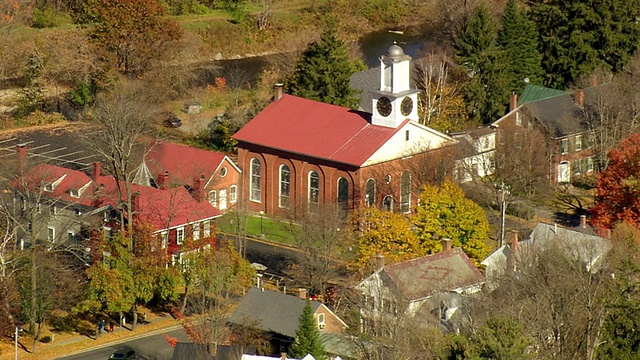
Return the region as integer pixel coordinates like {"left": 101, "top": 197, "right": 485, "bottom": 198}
{"left": 590, "top": 133, "right": 640, "bottom": 231}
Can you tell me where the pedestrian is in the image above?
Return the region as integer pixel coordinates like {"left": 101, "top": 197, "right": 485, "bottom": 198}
{"left": 109, "top": 322, "right": 114, "bottom": 332}
{"left": 99, "top": 319, "right": 106, "bottom": 333}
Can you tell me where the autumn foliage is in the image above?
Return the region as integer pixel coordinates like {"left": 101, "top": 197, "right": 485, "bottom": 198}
{"left": 85, "top": 0, "right": 182, "bottom": 74}
{"left": 590, "top": 133, "right": 640, "bottom": 231}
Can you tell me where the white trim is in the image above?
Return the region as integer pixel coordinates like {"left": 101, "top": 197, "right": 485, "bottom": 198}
{"left": 177, "top": 227, "right": 185, "bottom": 245}
{"left": 230, "top": 185, "right": 237, "bottom": 204}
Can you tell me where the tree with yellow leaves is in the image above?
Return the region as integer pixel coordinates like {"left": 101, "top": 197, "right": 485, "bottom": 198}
{"left": 415, "top": 179, "right": 490, "bottom": 265}
{"left": 349, "top": 207, "right": 425, "bottom": 274}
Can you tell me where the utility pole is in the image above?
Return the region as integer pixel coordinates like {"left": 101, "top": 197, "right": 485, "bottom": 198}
{"left": 15, "top": 326, "right": 19, "bottom": 360}
{"left": 499, "top": 183, "right": 507, "bottom": 247}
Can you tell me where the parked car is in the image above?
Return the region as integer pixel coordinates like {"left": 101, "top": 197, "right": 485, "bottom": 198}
{"left": 163, "top": 112, "right": 182, "bottom": 128}
{"left": 109, "top": 349, "right": 136, "bottom": 360}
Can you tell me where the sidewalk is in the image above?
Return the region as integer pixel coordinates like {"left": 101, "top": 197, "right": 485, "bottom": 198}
{"left": 0, "top": 313, "right": 182, "bottom": 360}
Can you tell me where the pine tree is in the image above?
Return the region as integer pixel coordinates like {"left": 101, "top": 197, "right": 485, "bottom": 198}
{"left": 286, "top": 26, "right": 365, "bottom": 109}
{"left": 527, "top": 0, "right": 640, "bottom": 88}
{"left": 497, "top": 0, "right": 543, "bottom": 94}
{"left": 454, "top": 5, "right": 509, "bottom": 124}
{"left": 289, "top": 300, "right": 326, "bottom": 360}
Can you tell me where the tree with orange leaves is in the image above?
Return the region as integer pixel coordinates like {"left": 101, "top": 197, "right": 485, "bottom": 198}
{"left": 85, "top": 0, "right": 182, "bottom": 74}
{"left": 590, "top": 133, "right": 640, "bottom": 231}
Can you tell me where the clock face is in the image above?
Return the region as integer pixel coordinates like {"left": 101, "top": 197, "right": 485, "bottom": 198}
{"left": 377, "top": 97, "right": 392, "bottom": 117}
{"left": 401, "top": 96, "right": 413, "bottom": 116}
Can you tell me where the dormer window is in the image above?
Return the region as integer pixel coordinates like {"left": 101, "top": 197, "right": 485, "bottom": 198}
{"left": 70, "top": 189, "right": 79, "bottom": 198}
{"left": 44, "top": 184, "right": 53, "bottom": 192}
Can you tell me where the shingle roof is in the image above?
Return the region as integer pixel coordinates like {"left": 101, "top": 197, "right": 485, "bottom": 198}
{"left": 233, "top": 95, "right": 406, "bottom": 167}
{"left": 382, "top": 248, "right": 485, "bottom": 301}
{"left": 227, "top": 287, "right": 322, "bottom": 338}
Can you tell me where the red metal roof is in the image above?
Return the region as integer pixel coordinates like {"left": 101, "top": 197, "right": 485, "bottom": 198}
{"left": 233, "top": 95, "right": 406, "bottom": 166}
{"left": 22, "top": 164, "right": 221, "bottom": 232}
{"left": 95, "top": 175, "right": 222, "bottom": 231}
{"left": 145, "top": 142, "right": 227, "bottom": 185}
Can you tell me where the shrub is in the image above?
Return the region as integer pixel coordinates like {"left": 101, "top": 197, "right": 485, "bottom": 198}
{"left": 40, "top": 335, "right": 52, "bottom": 343}
{"left": 32, "top": 6, "right": 69, "bottom": 28}
{"left": 18, "top": 111, "right": 66, "bottom": 127}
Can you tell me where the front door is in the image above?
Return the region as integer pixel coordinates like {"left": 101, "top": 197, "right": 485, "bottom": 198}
{"left": 219, "top": 189, "right": 227, "bottom": 210}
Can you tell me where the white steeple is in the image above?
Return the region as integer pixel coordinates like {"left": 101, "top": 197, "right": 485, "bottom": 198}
{"left": 371, "top": 44, "right": 420, "bottom": 128}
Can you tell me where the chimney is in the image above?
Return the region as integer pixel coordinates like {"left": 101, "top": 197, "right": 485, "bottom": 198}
{"left": 580, "top": 215, "right": 587, "bottom": 228}
{"left": 376, "top": 253, "right": 385, "bottom": 269}
{"left": 509, "top": 92, "right": 518, "bottom": 112}
{"left": 193, "top": 175, "right": 206, "bottom": 202}
{"left": 16, "top": 144, "right": 26, "bottom": 173}
{"left": 274, "top": 83, "right": 283, "bottom": 100}
{"left": 298, "top": 288, "right": 307, "bottom": 300}
{"left": 574, "top": 89, "right": 585, "bottom": 108}
{"left": 508, "top": 231, "right": 519, "bottom": 253}
{"left": 92, "top": 162, "right": 101, "bottom": 182}
{"left": 441, "top": 238, "right": 452, "bottom": 252}
{"left": 158, "top": 171, "right": 169, "bottom": 190}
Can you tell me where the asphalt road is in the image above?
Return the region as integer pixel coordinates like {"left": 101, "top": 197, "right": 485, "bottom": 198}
{"left": 57, "top": 328, "right": 188, "bottom": 360}
{"left": 219, "top": 232, "right": 302, "bottom": 276}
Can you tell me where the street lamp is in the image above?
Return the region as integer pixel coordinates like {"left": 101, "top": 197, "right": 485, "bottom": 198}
{"left": 259, "top": 211, "right": 264, "bottom": 238}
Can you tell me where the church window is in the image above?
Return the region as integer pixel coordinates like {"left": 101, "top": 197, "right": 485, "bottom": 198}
{"left": 400, "top": 171, "right": 411, "bottom": 213}
{"left": 382, "top": 195, "right": 394, "bottom": 212}
{"left": 308, "top": 171, "right": 320, "bottom": 206}
{"left": 250, "top": 158, "right": 261, "bottom": 202}
{"left": 279, "top": 164, "right": 291, "bottom": 209}
{"left": 365, "top": 179, "right": 376, "bottom": 207}
{"left": 338, "top": 177, "right": 349, "bottom": 210}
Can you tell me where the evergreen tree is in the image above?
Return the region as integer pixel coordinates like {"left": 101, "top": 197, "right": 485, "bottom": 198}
{"left": 497, "top": 0, "right": 543, "bottom": 94}
{"left": 289, "top": 300, "right": 326, "bottom": 360}
{"left": 454, "top": 5, "right": 509, "bottom": 124}
{"left": 598, "top": 224, "right": 640, "bottom": 358}
{"left": 527, "top": 0, "right": 640, "bottom": 88}
{"left": 468, "top": 316, "right": 533, "bottom": 359}
{"left": 287, "top": 26, "right": 365, "bottom": 109}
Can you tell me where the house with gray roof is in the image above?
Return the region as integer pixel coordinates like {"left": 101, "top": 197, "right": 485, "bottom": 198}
{"left": 481, "top": 222, "right": 611, "bottom": 286}
{"left": 355, "top": 240, "right": 484, "bottom": 327}
{"left": 227, "top": 287, "right": 347, "bottom": 357}
{"left": 492, "top": 85, "right": 604, "bottom": 185}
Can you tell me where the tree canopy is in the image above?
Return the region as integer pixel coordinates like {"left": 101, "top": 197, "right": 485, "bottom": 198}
{"left": 286, "top": 26, "right": 365, "bottom": 108}
{"left": 590, "top": 133, "right": 640, "bottom": 231}
{"left": 497, "top": 0, "right": 543, "bottom": 94}
{"left": 85, "top": 0, "right": 183, "bottom": 74}
{"left": 350, "top": 207, "right": 425, "bottom": 273}
{"left": 454, "top": 5, "right": 509, "bottom": 124}
{"left": 526, "top": 0, "right": 640, "bottom": 88}
{"left": 414, "top": 179, "right": 491, "bottom": 265}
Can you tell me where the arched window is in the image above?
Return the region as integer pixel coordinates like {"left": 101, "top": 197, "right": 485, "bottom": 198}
{"left": 250, "top": 158, "right": 261, "bottom": 202}
{"left": 337, "top": 177, "right": 349, "bottom": 210}
{"left": 382, "top": 195, "right": 394, "bottom": 212}
{"left": 279, "top": 164, "right": 291, "bottom": 208}
{"left": 365, "top": 179, "right": 376, "bottom": 207}
{"left": 308, "top": 171, "right": 320, "bottom": 206}
{"left": 400, "top": 170, "right": 411, "bottom": 213}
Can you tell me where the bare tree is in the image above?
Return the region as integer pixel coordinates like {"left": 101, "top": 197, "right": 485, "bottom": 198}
{"left": 287, "top": 203, "right": 347, "bottom": 298}
{"left": 84, "top": 81, "right": 158, "bottom": 249}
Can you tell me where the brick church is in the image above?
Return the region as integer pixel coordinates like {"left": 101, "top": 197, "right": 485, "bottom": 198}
{"left": 233, "top": 44, "right": 456, "bottom": 218}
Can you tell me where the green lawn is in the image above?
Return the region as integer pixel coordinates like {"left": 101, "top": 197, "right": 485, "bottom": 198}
{"left": 217, "top": 213, "right": 298, "bottom": 246}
